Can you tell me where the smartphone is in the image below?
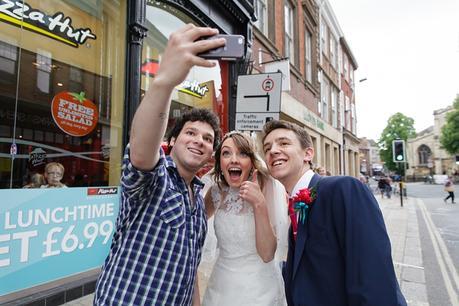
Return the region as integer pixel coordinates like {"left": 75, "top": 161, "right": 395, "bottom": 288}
{"left": 198, "top": 34, "right": 245, "bottom": 61}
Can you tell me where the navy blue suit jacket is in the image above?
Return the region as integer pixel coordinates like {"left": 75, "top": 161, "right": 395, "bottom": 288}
{"left": 284, "top": 174, "right": 407, "bottom": 306}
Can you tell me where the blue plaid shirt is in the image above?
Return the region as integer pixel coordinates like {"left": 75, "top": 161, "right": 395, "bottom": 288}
{"left": 94, "top": 145, "right": 207, "bottom": 305}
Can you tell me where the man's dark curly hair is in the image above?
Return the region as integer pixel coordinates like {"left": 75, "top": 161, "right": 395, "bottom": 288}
{"left": 166, "top": 108, "right": 221, "bottom": 150}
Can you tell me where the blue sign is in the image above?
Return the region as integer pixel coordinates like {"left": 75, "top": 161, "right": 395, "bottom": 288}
{"left": 0, "top": 187, "right": 120, "bottom": 296}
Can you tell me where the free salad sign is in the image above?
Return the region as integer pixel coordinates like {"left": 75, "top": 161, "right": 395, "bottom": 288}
{"left": 0, "top": 187, "right": 120, "bottom": 296}
{"left": 51, "top": 91, "right": 99, "bottom": 137}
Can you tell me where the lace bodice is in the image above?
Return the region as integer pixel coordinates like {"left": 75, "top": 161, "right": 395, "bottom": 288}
{"left": 202, "top": 185, "right": 287, "bottom": 306}
{"left": 210, "top": 185, "right": 256, "bottom": 259}
{"left": 211, "top": 185, "right": 254, "bottom": 214}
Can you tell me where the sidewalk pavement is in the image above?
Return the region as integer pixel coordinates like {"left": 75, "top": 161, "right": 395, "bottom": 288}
{"left": 65, "top": 194, "right": 427, "bottom": 306}
{"left": 63, "top": 294, "right": 93, "bottom": 306}
{"left": 378, "top": 195, "right": 429, "bottom": 306}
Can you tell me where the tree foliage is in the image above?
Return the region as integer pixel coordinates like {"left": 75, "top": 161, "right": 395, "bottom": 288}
{"left": 378, "top": 113, "right": 416, "bottom": 174}
{"left": 440, "top": 96, "right": 459, "bottom": 155}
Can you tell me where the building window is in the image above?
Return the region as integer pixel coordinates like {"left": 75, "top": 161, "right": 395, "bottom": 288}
{"left": 339, "top": 91, "right": 344, "bottom": 128}
{"left": 331, "top": 87, "right": 338, "bottom": 128}
{"left": 338, "top": 46, "right": 343, "bottom": 75}
{"left": 36, "top": 50, "right": 52, "bottom": 94}
{"left": 320, "top": 21, "right": 328, "bottom": 60}
{"left": 325, "top": 143, "right": 331, "bottom": 171}
{"left": 304, "top": 28, "right": 312, "bottom": 83}
{"left": 311, "top": 136, "right": 318, "bottom": 165}
{"left": 350, "top": 67, "right": 354, "bottom": 85}
{"left": 321, "top": 78, "right": 329, "bottom": 122}
{"left": 317, "top": 97, "right": 322, "bottom": 115}
{"left": 0, "top": 42, "right": 16, "bottom": 73}
{"left": 255, "top": 0, "right": 268, "bottom": 35}
{"left": 0, "top": 41, "right": 17, "bottom": 92}
{"left": 343, "top": 54, "right": 348, "bottom": 80}
{"left": 284, "top": 1, "right": 294, "bottom": 64}
{"left": 418, "top": 145, "right": 432, "bottom": 165}
{"left": 0, "top": 0, "right": 127, "bottom": 189}
{"left": 329, "top": 36, "right": 337, "bottom": 69}
{"left": 69, "top": 66, "right": 84, "bottom": 93}
{"left": 345, "top": 95, "right": 350, "bottom": 129}
{"left": 143, "top": 2, "right": 223, "bottom": 137}
{"left": 320, "top": 19, "right": 326, "bottom": 61}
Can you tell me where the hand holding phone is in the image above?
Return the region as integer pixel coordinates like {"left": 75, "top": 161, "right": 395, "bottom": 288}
{"left": 198, "top": 34, "right": 245, "bottom": 61}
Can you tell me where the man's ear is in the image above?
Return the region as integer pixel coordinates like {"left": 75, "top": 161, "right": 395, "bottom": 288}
{"left": 167, "top": 138, "right": 176, "bottom": 155}
{"left": 303, "top": 147, "right": 314, "bottom": 164}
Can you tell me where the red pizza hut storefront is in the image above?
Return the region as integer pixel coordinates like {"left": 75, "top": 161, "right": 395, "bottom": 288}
{"left": 0, "top": 0, "right": 253, "bottom": 304}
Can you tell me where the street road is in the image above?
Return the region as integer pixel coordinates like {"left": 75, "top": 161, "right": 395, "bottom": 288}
{"left": 408, "top": 182, "right": 459, "bottom": 306}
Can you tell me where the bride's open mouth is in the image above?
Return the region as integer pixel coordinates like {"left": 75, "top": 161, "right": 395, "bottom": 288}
{"left": 227, "top": 167, "right": 243, "bottom": 182}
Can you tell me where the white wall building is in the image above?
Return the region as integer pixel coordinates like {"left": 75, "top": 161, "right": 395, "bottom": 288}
{"left": 407, "top": 105, "right": 457, "bottom": 179}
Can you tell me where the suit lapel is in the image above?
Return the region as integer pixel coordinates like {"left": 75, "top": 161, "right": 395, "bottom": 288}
{"left": 292, "top": 173, "right": 321, "bottom": 281}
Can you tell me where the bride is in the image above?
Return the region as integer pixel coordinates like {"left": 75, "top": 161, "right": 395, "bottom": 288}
{"left": 201, "top": 131, "right": 288, "bottom": 306}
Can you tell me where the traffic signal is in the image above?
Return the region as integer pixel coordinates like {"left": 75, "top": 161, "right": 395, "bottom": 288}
{"left": 392, "top": 139, "right": 406, "bottom": 162}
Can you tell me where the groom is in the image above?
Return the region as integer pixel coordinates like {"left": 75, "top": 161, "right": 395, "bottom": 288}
{"left": 262, "top": 120, "right": 406, "bottom": 306}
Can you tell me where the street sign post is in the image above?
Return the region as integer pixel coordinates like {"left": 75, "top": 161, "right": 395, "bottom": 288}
{"left": 392, "top": 139, "right": 407, "bottom": 207}
{"left": 236, "top": 72, "right": 282, "bottom": 131}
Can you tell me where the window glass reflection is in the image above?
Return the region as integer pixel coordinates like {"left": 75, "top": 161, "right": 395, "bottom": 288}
{"left": 0, "top": 0, "right": 127, "bottom": 189}
{"left": 142, "top": 3, "right": 223, "bottom": 138}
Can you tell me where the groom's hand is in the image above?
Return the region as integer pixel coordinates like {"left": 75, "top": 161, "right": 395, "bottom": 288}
{"left": 240, "top": 170, "right": 265, "bottom": 208}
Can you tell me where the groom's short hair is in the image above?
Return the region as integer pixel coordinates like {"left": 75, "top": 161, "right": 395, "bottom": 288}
{"left": 262, "top": 120, "right": 313, "bottom": 150}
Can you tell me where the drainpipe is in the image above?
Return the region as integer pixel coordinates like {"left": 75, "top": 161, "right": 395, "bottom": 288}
{"left": 123, "top": 0, "right": 147, "bottom": 149}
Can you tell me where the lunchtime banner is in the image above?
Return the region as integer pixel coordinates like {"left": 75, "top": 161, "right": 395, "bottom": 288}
{"left": 0, "top": 187, "right": 120, "bottom": 296}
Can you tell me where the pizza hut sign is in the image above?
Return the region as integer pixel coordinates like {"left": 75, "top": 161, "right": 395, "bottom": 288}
{"left": 0, "top": 0, "right": 97, "bottom": 48}
{"left": 51, "top": 91, "right": 99, "bottom": 137}
{"left": 29, "top": 147, "right": 47, "bottom": 167}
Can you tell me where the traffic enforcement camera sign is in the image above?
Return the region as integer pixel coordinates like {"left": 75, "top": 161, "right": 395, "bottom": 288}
{"left": 236, "top": 72, "right": 282, "bottom": 131}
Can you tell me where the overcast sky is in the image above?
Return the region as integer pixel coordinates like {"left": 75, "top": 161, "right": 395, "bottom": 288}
{"left": 328, "top": 0, "right": 459, "bottom": 141}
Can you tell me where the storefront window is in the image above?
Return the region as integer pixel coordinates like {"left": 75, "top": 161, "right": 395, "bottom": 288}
{"left": 142, "top": 2, "right": 225, "bottom": 140}
{"left": 0, "top": 0, "right": 127, "bottom": 189}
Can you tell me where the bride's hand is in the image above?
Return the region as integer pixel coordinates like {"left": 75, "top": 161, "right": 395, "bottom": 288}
{"left": 239, "top": 170, "right": 265, "bottom": 208}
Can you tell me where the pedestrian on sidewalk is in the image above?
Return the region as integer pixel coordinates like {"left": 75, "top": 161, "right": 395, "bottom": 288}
{"left": 444, "top": 176, "right": 455, "bottom": 203}
{"left": 378, "top": 176, "right": 392, "bottom": 199}
{"left": 385, "top": 176, "right": 393, "bottom": 199}
{"left": 377, "top": 177, "right": 386, "bottom": 198}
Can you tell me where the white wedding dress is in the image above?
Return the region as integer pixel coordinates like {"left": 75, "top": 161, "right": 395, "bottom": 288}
{"left": 202, "top": 185, "right": 287, "bottom": 306}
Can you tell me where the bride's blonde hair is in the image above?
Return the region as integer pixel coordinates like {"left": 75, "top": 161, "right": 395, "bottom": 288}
{"left": 212, "top": 131, "right": 269, "bottom": 190}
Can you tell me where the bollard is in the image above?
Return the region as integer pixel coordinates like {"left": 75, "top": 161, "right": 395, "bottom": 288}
{"left": 399, "top": 181, "right": 403, "bottom": 207}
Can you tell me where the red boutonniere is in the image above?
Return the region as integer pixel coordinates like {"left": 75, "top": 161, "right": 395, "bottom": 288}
{"left": 291, "top": 187, "right": 317, "bottom": 224}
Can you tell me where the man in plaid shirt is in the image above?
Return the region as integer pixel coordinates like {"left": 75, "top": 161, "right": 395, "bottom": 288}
{"left": 94, "top": 25, "right": 225, "bottom": 305}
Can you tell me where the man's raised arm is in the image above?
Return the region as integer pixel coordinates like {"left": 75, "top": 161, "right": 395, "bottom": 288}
{"left": 129, "top": 24, "right": 225, "bottom": 170}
